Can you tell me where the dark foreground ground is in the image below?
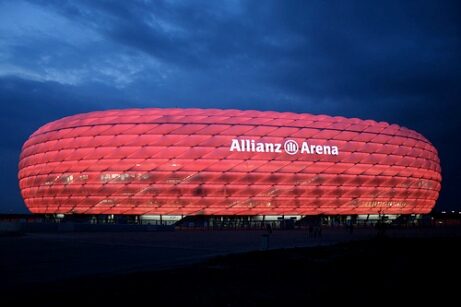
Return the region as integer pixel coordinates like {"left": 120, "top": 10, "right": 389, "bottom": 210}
{"left": 2, "top": 230, "right": 460, "bottom": 306}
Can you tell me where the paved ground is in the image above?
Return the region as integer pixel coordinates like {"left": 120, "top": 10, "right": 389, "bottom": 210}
{"left": 1, "top": 226, "right": 458, "bottom": 290}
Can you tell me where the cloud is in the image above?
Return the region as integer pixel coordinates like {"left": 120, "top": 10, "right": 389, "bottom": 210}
{"left": 0, "top": 0, "right": 460, "bottom": 211}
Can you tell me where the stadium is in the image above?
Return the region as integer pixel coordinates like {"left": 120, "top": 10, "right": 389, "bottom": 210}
{"left": 18, "top": 108, "right": 441, "bottom": 225}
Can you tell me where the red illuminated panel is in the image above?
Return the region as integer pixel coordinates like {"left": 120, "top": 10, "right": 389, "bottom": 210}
{"left": 18, "top": 108, "right": 441, "bottom": 215}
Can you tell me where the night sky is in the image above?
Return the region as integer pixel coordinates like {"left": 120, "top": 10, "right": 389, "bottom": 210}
{"left": 0, "top": 0, "right": 460, "bottom": 213}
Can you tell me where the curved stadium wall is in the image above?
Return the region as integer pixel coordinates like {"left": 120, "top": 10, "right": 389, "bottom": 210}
{"left": 18, "top": 108, "right": 441, "bottom": 215}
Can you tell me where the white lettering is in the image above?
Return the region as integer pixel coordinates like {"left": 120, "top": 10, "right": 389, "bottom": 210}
{"left": 230, "top": 139, "right": 241, "bottom": 151}
{"left": 315, "top": 145, "right": 323, "bottom": 154}
{"left": 301, "top": 142, "right": 311, "bottom": 153}
{"left": 229, "top": 139, "right": 339, "bottom": 156}
{"left": 265, "top": 143, "right": 274, "bottom": 152}
{"left": 332, "top": 146, "right": 339, "bottom": 155}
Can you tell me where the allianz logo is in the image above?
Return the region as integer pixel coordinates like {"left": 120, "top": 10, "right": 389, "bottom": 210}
{"left": 230, "top": 139, "right": 339, "bottom": 155}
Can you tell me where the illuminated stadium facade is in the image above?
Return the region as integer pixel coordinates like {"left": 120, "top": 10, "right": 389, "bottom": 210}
{"left": 18, "top": 108, "right": 441, "bottom": 218}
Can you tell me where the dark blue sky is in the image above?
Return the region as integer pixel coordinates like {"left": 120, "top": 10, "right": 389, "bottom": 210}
{"left": 0, "top": 0, "right": 460, "bottom": 213}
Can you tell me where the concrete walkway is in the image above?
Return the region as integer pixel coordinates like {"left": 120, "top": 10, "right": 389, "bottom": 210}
{"left": 1, "top": 226, "right": 456, "bottom": 289}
